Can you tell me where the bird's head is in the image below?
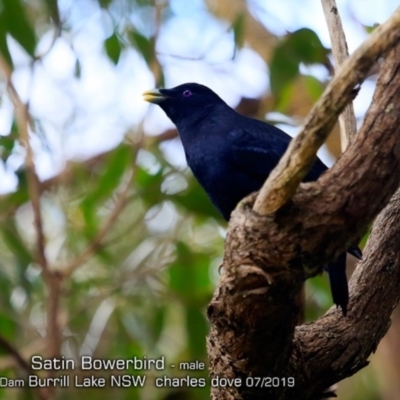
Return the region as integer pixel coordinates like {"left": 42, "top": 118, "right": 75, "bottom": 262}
{"left": 143, "top": 83, "right": 225, "bottom": 127}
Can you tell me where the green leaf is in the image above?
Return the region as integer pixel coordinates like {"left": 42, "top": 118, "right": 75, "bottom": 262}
{"left": 0, "top": 169, "right": 29, "bottom": 218}
{"left": 305, "top": 274, "right": 331, "bottom": 321}
{"left": 0, "top": 218, "right": 33, "bottom": 268}
{"left": 81, "top": 145, "right": 131, "bottom": 238}
{"left": 303, "top": 74, "right": 324, "bottom": 102}
{"left": 98, "top": 0, "right": 113, "bottom": 8}
{"left": 0, "top": 216, "right": 34, "bottom": 294}
{"left": 232, "top": 12, "right": 245, "bottom": 50}
{"left": 87, "top": 145, "right": 131, "bottom": 207}
{"left": 273, "top": 76, "right": 296, "bottom": 112}
{"left": 270, "top": 44, "right": 299, "bottom": 98}
{"left": 288, "top": 28, "right": 328, "bottom": 64}
{"left": 185, "top": 306, "right": 208, "bottom": 359}
{"left": 169, "top": 242, "right": 212, "bottom": 304}
{"left": 363, "top": 24, "right": 378, "bottom": 34}
{"left": 270, "top": 28, "right": 328, "bottom": 97}
{"left": 74, "top": 59, "right": 81, "bottom": 78}
{"left": 0, "top": 14, "right": 12, "bottom": 67}
{"left": 156, "top": 70, "right": 165, "bottom": 88}
{"left": 0, "top": 313, "right": 17, "bottom": 343}
{"left": 135, "top": 167, "right": 164, "bottom": 208}
{"left": 151, "top": 305, "right": 165, "bottom": 344}
{"left": 359, "top": 230, "right": 369, "bottom": 249}
{"left": 0, "top": 134, "right": 15, "bottom": 162}
{"left": 128, "top": 30, "right": 154, "bottom": 67}
{"left": 42, "top": 0, "right": 61, "bottom": 27}
{"left": 0, "top": 0, "right": 36, "bottom": 58}
{"left": 105, "top": 32, "right": 121, "bottom": 64}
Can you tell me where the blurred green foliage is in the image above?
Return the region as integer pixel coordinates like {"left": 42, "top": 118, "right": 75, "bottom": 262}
{"left": 270, "top": 28, "right": 329, "bottom": 99}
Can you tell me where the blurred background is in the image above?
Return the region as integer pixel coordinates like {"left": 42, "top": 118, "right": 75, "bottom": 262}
{"left": 0, "top": 0, "right": 398, "bottom": 399}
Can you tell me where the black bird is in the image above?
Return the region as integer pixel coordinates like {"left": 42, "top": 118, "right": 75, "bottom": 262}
{"left": 143, "top": 82, "right": 361, "bottom": 315}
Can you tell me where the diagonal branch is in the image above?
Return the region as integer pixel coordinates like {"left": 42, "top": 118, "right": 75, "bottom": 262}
{"left": 208, "top": 38, "right": 400, "bottom": 400}
{"left": 0, "top": 335, "right": 46, "bottom": 400}
{"left": 60, "top": 127, "right": 144, "bottom": 276}
{"left": 61, "top": 165, "right": 137, "bottom": 277}
{"left": 253, "top": 6, "right": 400, "bottom": 215}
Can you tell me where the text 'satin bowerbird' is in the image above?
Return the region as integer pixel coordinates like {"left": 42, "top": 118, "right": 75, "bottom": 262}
{"left": 143, "top": 82, "right": 361, "bottom": 315}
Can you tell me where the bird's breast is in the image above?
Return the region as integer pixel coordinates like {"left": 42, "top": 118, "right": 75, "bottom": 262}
{"left": 186, "top": 148, "right": 259, "bottom": 220}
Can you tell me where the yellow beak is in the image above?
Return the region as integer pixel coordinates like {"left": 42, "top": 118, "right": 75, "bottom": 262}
{"left": 142, "top": 89, "right": 168, "bottom": 104}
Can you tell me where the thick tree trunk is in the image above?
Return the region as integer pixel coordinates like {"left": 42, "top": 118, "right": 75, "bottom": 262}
{"left": 207, "top": 44, "right": 400, "bottom": 400}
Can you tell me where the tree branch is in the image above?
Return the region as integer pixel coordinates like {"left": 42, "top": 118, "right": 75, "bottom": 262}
{"left": 0, "top": 55, "right": 48, "bottom": 274}
{"left": 0, "top": 335, "right": 33, "bottom": 374}
{"left": 253, "top": 6, "right": 400, "bottom": 215}
{"left": 61, "top": 164, "right": 137, "bottom": 277}
{"left": 0, "top": 335, "right": 46, "bottom": 400}
{"left": 292, "top": 188, "right": 400, "bottom": 399}
{"left": 321, "top": 0, "right": 357, "bottom": 150}
{"left": 0, "top": 54, "right": 61, "bottom": 390}
{"left": 208, "top": 38, "right": 400, "bottom": 400}
{"left": 59, "top": 129, "right": 143, "bottom": 276}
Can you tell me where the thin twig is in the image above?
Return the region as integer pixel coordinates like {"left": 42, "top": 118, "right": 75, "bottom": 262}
{"left": 253, "top": 6, "right": 400, "bottom": 216}
{"left": 0, "top": 54, "right": 62, "bottom": 398}
{"left": 61, "top": 135, "right": 144, "bottom": 277}
{"left": 34, "top": 0, "right": 62, "bottom": 63}
{"left": 61, "top": 172, "right": 134, "bottom": 276}
{"left": 0, "top": 335, "right": 47, "bottom": 400}
{"left": 0, "top": 55, "right": 48, "bottom": 273}
{"left": 152, "top": 0, "right": 163, "bottom": 84}
{"left": 321, "top": 0, "right": 357, "bottom": 151}
{"left": 0, "top": 335, "right": 33, "bottom": 373}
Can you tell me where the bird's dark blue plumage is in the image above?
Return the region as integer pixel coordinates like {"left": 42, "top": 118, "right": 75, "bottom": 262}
{"left": 143, "top": 82, "right": 360, "bottom": 315}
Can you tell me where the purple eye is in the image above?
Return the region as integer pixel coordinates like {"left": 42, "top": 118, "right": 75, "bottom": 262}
{"left": 183, "top": 90, "right": 192, "bottom": 97}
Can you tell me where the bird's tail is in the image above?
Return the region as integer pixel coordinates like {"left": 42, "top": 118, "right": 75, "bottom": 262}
{"left": 326, "top": 245, "right": 362, "bottom": 316}
{"left": 348, "top": 245, "right": 362, "bottom": 260}
{"left": 327, "top": 252, "right": 349, "bottom": 316}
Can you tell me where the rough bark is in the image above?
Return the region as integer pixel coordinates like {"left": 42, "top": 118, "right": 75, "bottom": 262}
{"left": 207, "top": 40, "right": 400, "bottom": 400}
{"left": 291, "top": 189, "right": 400, "bottom": 399}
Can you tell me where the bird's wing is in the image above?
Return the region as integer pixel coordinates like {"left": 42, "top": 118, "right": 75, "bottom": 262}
{"left": 230, "top": 127, "right": 328, "bottom": 183}
{"left": 230, "top": 129, "right": 290, "bottom": 182}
